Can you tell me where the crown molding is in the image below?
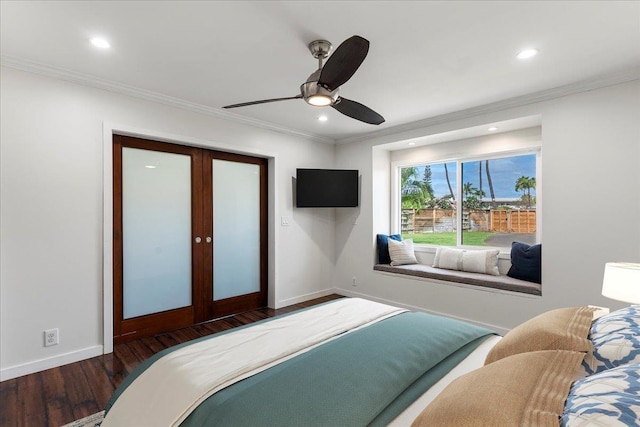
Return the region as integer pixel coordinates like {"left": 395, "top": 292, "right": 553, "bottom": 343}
{"left": 3, "top": 55, "right": 638, "bottom": 147}
{"left": 0, "top": 55, "right": 336, "bottom": 145}
{"left": 337, "top": 67, "right": 640, "bottom": 145}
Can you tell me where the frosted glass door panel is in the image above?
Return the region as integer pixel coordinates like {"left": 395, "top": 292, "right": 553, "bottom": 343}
{"left": 213, "top": 160, "right": 260, "bottom": 301}
{"left": 122, "top": 148, "right": 192, "bottom": 319}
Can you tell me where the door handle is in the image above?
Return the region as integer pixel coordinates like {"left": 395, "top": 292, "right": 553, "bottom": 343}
{"left": 195, "top": 237, "right": 202, "bottom": 243}
{"left": 206, "top": 237, "right": 212, "bottom": 243}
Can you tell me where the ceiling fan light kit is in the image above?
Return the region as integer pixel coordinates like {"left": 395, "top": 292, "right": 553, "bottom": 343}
{"left": 301, "top": 68, "right": 339, "bottom": 107}
{"left": 306, "top": 92, "right": 336, "bottom": 106}
{"left": 223, "top": 35, "right": 385, "bottom": 125}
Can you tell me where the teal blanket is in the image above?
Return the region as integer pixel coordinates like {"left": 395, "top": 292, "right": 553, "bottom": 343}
{"left": 107, "top": 310, "right": 493, "bottom": 426}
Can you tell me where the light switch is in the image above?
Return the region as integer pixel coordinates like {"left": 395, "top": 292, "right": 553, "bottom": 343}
{"left": 281, "top": 216, "right": 290, "bottom": 226}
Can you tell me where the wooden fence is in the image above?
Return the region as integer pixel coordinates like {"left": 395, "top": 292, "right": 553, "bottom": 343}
{"left": 489, "top": 210, "right": 536, "bottom": 233}
{"left": 402, "top": 209, "right": 536, "bottom": 234}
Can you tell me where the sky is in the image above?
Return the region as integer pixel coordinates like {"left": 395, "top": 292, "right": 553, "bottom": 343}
{"left": 412, "top": 154, "right": 536, "bottom": 200}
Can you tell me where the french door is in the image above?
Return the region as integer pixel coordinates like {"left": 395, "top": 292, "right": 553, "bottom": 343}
{"left": 113, "top": 135, "right": 267, "bottom": 343}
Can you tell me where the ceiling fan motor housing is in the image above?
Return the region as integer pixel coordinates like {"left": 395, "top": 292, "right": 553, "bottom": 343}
{"left": 300, "top": 81, "right": 339, "bottom": 106}
{"left": 301, "top": 69, "right": 339, "bottom": 106}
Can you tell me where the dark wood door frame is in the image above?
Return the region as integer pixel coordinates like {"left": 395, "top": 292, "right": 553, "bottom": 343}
{"left": 113, "top": 135, "right": 267, "bottom": 343}
{"left": 202, "top": 150, "right": 268, "bottom": 320}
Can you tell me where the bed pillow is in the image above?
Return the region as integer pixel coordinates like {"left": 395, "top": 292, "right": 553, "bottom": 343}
{"left": 507, "top": 242, "right": 541, "bottom": 283}
{"left": 432, "top": 247, "right": 500, "bottom": 276}
{"left": 412, "top": 350, "right": 585, "bottom": 427}
{"left": 376, "top": 234, "right": 402, "bottom": 264}
{"left": 485, "top": 307, "right": 595, "bottom": 365}
{"left": 388, "top": 238, "right": 418, "bottom": 266}
{"left": 562, "top": 363, "right": 640, "bottom": 426}
{"left": 582, "top": 306, "right": 640, "bottom": 375}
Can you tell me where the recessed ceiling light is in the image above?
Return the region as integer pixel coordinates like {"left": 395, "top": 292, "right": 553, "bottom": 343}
{"left": 408, "top": 142, "right": 416, "bottom": 146}
{"left": 317, "top": 115, "right": 328, "bottom": 122}
{"left": 488, "top": 127, "right": 498, "bottom": 132}
{"left": 145, "top": 165, "right": 156, "bottom": 169}
{"left": 90, "top": 37, "right": 111, "bottom": 49}
{"left": 517, "top": 48, "right": 538, "bottom": 60}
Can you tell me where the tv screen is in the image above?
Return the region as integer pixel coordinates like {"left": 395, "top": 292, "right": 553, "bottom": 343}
{"left": 296, "top": 169, "right": 358, "bottom": 208}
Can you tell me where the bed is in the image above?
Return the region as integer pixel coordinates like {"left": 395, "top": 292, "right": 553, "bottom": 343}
{"left": 101, "top": 298, "right": 640, "bottom": 427}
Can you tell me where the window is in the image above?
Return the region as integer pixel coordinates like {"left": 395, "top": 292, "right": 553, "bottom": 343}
{"left": 399, "top": 153, "right": 538, "bottom": 248}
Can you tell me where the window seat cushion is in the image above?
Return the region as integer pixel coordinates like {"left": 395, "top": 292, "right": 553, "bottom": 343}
{"left": 374, "top": 263, "right": 541, "bottom": 296}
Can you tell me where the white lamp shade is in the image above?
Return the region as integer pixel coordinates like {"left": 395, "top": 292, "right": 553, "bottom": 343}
{"left": 601, "top": 262, "right": 640, "bottom": 304}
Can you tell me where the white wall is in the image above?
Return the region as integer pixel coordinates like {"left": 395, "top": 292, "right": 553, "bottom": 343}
{"left": 2, "top": 65, "right": 639, "bottom": 380}
{"left": 335, "top": 80, "right": 640, "bottom": 332}
{"left": 0, "top": 66, "right": 336, "bottom": 379}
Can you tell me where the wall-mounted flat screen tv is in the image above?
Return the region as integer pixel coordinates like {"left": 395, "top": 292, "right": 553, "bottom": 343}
{"left": 296, "top": 169, "right": 358, "bottom": 208}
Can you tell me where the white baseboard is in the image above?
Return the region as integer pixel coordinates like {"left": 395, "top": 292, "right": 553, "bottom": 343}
{"left": 0, "top": 345, "right": 103, "bottom": 382}
{"left": 275, "top": 288, "right": 336, "bottom": 309}
{"left": 1, "top": 290, "right": 334, "bottom": 381}
{"left": 335, "top": 288, "right": 510, "bottom": 336}
{"left": 2, "top": 289, "right": 505, "bottom": 381}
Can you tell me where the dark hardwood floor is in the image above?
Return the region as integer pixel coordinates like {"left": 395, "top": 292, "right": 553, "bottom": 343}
{"left": 0, "top": 294, "right": 344, "bottom": 427}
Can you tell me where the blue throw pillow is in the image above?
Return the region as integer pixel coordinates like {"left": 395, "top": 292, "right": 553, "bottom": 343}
{"left": 376, "top": 234, "right": 402, "bottom": 264}
{"left": 507, "top": 242, "right": 541, "bottom": 283}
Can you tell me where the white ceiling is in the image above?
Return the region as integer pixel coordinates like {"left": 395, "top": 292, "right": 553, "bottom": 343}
{"left": 1, "top": 1, "right": 639, "bottom": 143}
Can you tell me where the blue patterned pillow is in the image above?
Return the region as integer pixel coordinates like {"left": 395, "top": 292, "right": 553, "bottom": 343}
{"left": 562, "top": 363, "right": 640, "bottom": 426}
{"left": 583, "top": 306, "right": 640, "bottom": 375}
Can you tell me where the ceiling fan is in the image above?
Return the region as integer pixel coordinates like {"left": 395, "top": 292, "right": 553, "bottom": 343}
{"left": 223, "top": 35, "right": 385, "bottom": 125}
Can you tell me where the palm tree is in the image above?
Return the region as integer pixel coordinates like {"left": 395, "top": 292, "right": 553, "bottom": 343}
{"left": 401, "top": 167, "right": 430, "bottom": 209}
{"left": 485, "top": 160, "right": 496, "bottom": 205}
{"left": 478, "top": 161, "right": 483, "bottom": 202}
{"left": 515, "top": 176, "right": 536, "bottom": 208}
{"left": 463, "top": 182, "right": 474, "bottom": 198}
{"left": 462, "top": 183, "right": 485, "bottom": 209}
{"left": 401, "top": 167, "right": 418, "bottom": 187}
{"left": 444, "top": 163, "right": 455, "bottom": 200}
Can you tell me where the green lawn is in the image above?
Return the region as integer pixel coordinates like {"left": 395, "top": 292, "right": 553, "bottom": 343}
{"left": 402, "top": 231, "right": 495, "bottom": 246}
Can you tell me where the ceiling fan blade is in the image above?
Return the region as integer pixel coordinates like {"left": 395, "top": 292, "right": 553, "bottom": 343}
{"left": 223, "top": 95, "right": 302, "bottom": 109}
{"left": 332, "top": 97, "right": 385, "bottom": 125}
{"left": 318, "top": 35, "right": 369, "bottom": 91}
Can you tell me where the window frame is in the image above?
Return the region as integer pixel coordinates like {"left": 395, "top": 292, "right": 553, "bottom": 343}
{"left": 391, "top": 148, "right": 541, "bottom": 251}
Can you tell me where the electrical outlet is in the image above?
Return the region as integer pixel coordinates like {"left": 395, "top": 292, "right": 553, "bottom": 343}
{"left": 44, "top": 328, "right": 59, "bottom": 347}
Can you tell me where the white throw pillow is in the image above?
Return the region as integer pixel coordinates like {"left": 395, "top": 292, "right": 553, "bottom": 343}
{"left": 433, "top": 247, "right": 500, "bottom": 276}
{"left": 388, "top": 238, "right": 418, "bottom": 266}
{"left": 432, "top": 247, "right": 463, "bottom": 271}
{"left": 463, "top": 249, "right": 500, "bottom": 276}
